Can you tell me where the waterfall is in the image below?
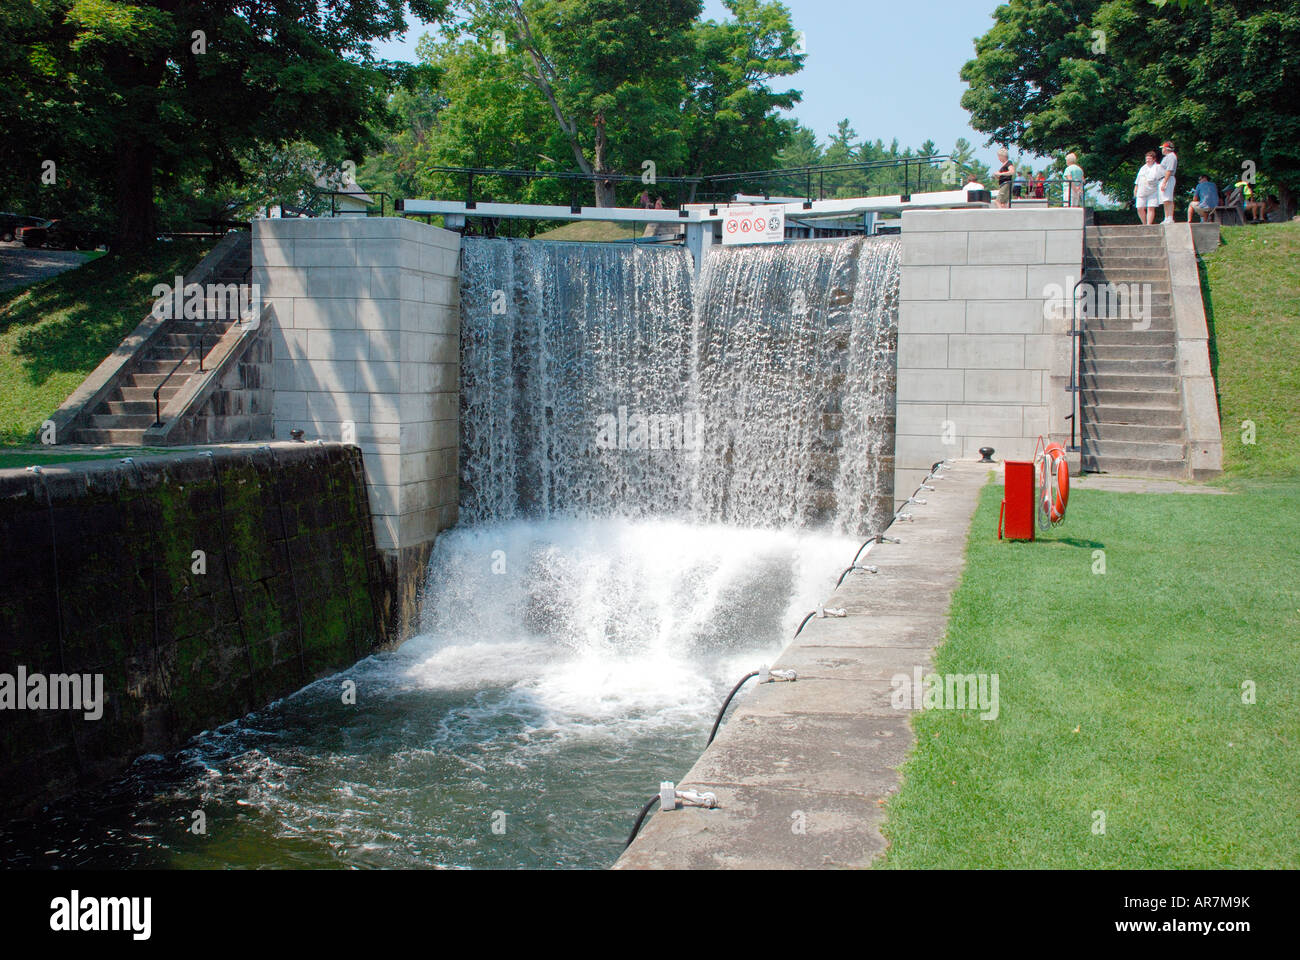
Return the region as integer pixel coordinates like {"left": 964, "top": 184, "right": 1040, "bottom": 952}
{"left": 460, "top": 234, "right": 900, "bottom": 535}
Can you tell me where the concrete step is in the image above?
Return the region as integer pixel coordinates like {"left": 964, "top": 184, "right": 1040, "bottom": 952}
{"left": 103, "top": 400, "right": 156, "bottom": 417}
{"left": 1087, "top": 403, "right": 1184, "bottom": 426}
{"left": 1082, "top": 372, "right": 1179, "bottom": 391}
{"left": 163, "top": 320, "right": 237, "bottom": 336}
{"left": 1082, "top": 357, "right": 1176, "bottom": 375}
{"left": 126, "top": 371, "right": 192, "bottom": 389}
{"left": 1081, "top": 272, "right": 1171, "bottom": 287}
{"left": 132, "top": 359, "right": 200, "bottom": 377}
{"left": 1081, "top": 454, "right": 1189, "bottom": 479}
{"left": 1082, "top": 329, "right": 1179, "bottom": 346}
{"left": 1093, "top": 225, "right": 1166, "bottom": 237}
{"left": 86, "top": 413, "right": 156, "bottom": 429}
{"left": 1082, "top": 388, "right": 1181, "bottom": 408}
{"left": 70, "top": 427, "right": 148, "bottom": 445}
{"left": 1087, "top": 437, "right": 1187, "bottom": 460}
{"left": 1084, "top": 315, "right": 1175, "bottom": 332}
{"left": 1083, "top": 421, "right": 1185, "bottom": 443}
{"left": 146, "top": 344, "right": 199, "bottom": 361}
{"left": 1082, "top": 342, "right": 1177, "bottom": 361}
{"left": 117, "top": 385, "right": 181, "bottom": 403}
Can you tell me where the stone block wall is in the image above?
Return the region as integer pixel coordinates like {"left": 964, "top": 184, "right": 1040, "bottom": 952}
{"left": 895, "top": 208, "right": 1084, "bottom": 502}
{"left": 0, "top": 444, "right": 382, "bottom": 813}
{"left": 252, "top": 217, "right": 461, "bottom": 639}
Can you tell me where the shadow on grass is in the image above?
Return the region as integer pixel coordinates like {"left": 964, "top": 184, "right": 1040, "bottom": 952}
{"left": 1052, "top": 536, "right": 1106, "bottom": 550}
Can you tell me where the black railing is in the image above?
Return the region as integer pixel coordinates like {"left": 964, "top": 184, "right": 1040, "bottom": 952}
{"left": 1068, "top": 217, "right": 1088, "bottom": 454}
{"left": 416, "top": 156, "right": 960, "bottom": 212}
{"left": 152, "top": 332, "right": 206, "bottom": 427}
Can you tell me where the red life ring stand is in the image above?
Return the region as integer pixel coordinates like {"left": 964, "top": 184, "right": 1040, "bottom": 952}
{"left": 1034, "top": 438, "right": 1070, "bottom": 529}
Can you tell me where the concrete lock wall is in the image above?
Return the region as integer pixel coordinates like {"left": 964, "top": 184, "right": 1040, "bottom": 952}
{"left": 0, "top": 444, "right": 383, "bottom": 813}
{"left": 253, "top": 217, "right": 461, "bottom": 639}
{"left": 894, "top": 208, "right": 1084, "bottom": 501}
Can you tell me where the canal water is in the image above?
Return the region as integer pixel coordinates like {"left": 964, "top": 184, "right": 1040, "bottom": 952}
{"left": 0, "top": 519, "right": 855, "bottom": 868}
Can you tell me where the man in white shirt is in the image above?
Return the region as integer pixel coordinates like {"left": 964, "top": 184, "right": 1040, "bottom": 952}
{"left": 1158, "top": 141, "right": 1178, "bottom": 223}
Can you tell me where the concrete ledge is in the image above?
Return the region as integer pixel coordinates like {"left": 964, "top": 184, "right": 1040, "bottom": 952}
{"left": 617, "top": 460, "right": 987, "bottom": 870}
{"left": 1163, "top": 224, "right": 1223, "bottom": 477}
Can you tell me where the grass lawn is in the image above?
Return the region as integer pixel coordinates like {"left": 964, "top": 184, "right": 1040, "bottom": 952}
{"left": 880, "top": 480, "right": 1300, "bottom": 868}
{"left": 1200, "top": 222, "right": 1300, "bottom": 479}
{"left": 533, "top": 220, "right": 645, "bottom": 242}
{"left": 0, "top": 447, "right": 179, "bottom": 470}
{"left": 0, "top": 239, "right": 211, "bottom": 445}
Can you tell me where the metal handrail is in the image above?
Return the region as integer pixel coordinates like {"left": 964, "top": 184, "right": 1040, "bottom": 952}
{"left": 152, "top": 331, "right": 206, "bottom": 427}
{"left": 1068, "top": 216, "right": 1089, "bottom": 453}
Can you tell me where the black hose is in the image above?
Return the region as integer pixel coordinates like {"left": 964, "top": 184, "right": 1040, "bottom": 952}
{"left": 624, "top": 795, "right": 661, "bottom": 848}
{"left": 625, "top": 464, "right": 947, "bottom": 851}
{"left": 707, "top": 670, "right": 760, "bottom": 746}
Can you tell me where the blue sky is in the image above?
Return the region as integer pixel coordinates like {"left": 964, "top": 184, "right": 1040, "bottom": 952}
{"left": 372, "top": 0, "right": 1033, "bottom": 172}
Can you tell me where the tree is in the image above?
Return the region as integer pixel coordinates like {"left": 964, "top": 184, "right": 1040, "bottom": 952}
{"left": 1, "top": 1, "right": 452, "bottom": 248}
{"left": 406, "top": 0, "right": 802, "bottom": 207}
{"left": 678, "top": 0, "right": 804, "bottom": 200}
{"left": 961, "top": 0, "right": 1300, "bottom": 214}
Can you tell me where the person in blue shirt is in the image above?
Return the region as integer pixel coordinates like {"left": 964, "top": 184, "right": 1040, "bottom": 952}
{"left": 1188, "top": 175, "right": 1220, "bottom": 222}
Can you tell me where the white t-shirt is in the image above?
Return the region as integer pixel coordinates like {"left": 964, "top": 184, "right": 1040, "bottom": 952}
{"left": 1135, "top": 163, "right": 1163, "bottom": 197}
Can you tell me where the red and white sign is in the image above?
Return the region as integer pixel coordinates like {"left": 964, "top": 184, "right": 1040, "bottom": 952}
{"left": 720, "top": 205, "right": 785, "bottom": 245}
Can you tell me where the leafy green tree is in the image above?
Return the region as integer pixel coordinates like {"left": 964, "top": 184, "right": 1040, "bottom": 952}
{"left": 961, "top": 0, "right": 1300, "bottom": 214}
{"left": 1, "top": 0, "right": 451, "bottom": 248}
{"left": 409, "top": 0, "right": 801, "bottom": 207}
{"left": 679, "top": 0, "right": 804, "bottom": 200}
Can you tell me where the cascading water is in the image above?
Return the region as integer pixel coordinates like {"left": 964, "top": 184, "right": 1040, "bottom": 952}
{"left": 459, "top": 235, "right": 900, "bottom": 533}
{"left": 2, "top": 233, "right": 901, "bottom": 870}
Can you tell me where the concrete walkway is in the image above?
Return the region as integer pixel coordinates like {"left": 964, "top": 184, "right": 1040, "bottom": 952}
{"left": 616, "top": 459, "right": 989, "bottom": 869}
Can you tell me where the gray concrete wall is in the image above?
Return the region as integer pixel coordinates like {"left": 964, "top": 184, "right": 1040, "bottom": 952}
{"left": 253, "top": 217, "right": 461, "bottom": 639}
{"left": 894, "top": 208, "right": 1084, "bottom": 502}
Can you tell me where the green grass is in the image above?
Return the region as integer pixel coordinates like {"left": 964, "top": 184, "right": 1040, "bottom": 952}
{"left": 0, "top": 239, "right": 211, "bottom": 445}
{"left": 1200, "top": 222, "right": 1300, "bottom": 480}
{"left": 880, "top": 479, "right": 1300, "bottom": 868}
{"left": 532, "top": 220, "right": 645, "bottom": 242}
{"left": 0, "top": 447, "right": 179, "bottom": 469}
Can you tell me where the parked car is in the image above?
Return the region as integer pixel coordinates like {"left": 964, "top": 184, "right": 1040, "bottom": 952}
{"left": 0, "top": 213, "right": 47, "bottom": 242}
{"left": 16, "top": 218, "right": 109, "bottom": 250}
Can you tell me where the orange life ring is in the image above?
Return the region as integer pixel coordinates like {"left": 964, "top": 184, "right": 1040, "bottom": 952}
{"left": 1044, "top": 441, "right": 1069, "bottom": 523}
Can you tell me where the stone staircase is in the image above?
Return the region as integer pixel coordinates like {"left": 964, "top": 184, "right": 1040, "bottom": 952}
{"left": 1079, "top": 225, "right": 1188, "bottom": 478}
{"left": 70, "top": 235, "right": 252, "bottom": 445}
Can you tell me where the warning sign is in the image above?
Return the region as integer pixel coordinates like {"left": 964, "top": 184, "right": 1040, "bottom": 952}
{"left": 720, "top": 205, "right": 785, "bottom": 245}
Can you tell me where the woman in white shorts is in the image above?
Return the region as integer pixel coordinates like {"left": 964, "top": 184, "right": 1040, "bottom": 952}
{"left": 1134, "top": 150, "right": 1163, "bottom": 224}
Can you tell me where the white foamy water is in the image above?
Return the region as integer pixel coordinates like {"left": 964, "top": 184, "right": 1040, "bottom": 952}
{"left": 396, "top": 518, "right": 857, "bottom": 746}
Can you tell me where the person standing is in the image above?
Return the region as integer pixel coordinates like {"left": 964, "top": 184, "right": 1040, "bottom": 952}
{"left": 1134, "top": 150, "right": 1163, "bottom": 224}
{"left": 994, "top": 148, "right": 1015, "bottom": 208}
{"left": 1063, "top": 153, "right": 1085, "bottom": 207}
{"left": 1187, "top": 174, "right": 1220, "bottom": 222}
{"left": 1158, "top": 141, "right": 1178, "bottom": 223}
